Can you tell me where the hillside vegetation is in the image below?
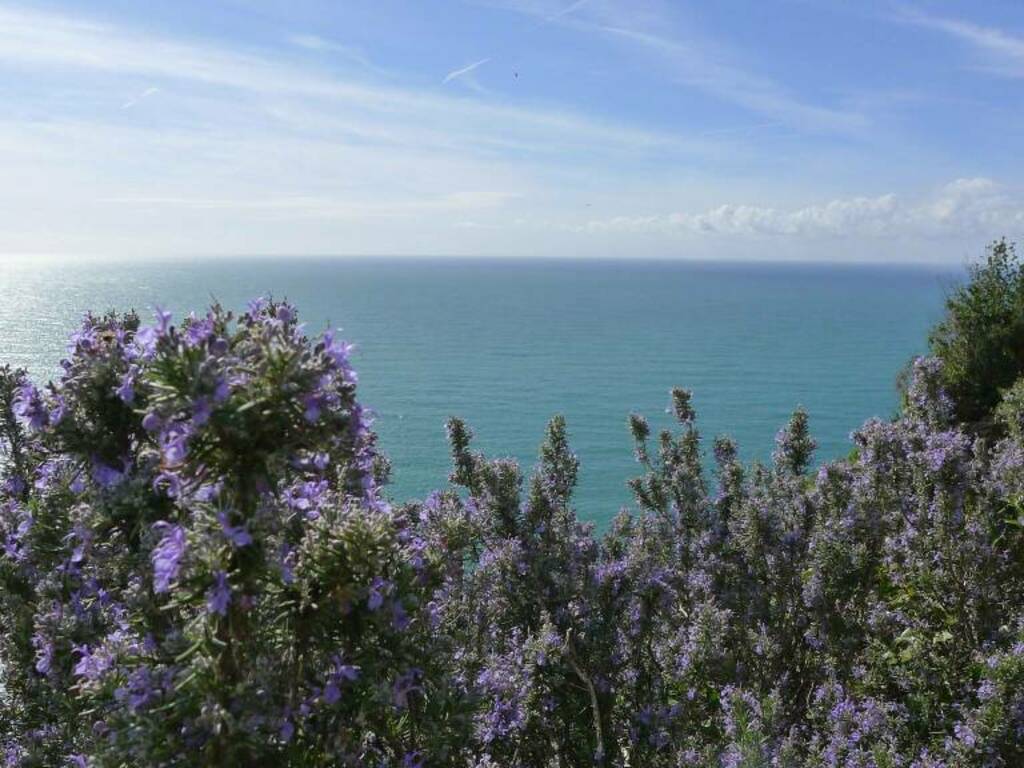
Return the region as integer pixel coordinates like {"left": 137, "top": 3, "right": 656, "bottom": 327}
{"left": 3, "top": 246, "right": 1024, "bottom": 766}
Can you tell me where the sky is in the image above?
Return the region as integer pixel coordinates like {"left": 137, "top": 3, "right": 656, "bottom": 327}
{"left": 0, "top": 0, "right": 1023, "bottom": 261}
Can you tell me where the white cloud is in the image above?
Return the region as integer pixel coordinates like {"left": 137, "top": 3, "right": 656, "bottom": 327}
{"left": 577, "top": 179, "right": 1024, "bottom": 239}
{"left": 0, "top": 5, "right": 697, "bottom": 157}
{"left": 903, "top": 9, "right": 1024, "bottom": 77}
{"left": 0, "top": 0, "right": 756, "bottom": 258}
{"left": 0, "top": 2, "right": 1010, "bottom": 262}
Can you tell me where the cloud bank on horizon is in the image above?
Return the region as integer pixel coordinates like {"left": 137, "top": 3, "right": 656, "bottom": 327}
{"left": 0, "top": 0, "right": 1022, "bottom": 262}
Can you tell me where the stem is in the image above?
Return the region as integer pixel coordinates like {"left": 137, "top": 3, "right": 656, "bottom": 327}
{"left": 565, "top": 633, "right": 608, "bottom": 763}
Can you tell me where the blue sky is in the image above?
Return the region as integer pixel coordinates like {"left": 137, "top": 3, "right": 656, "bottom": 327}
{"left": 0, "top": 0, "right": 1023, "bottom": 261}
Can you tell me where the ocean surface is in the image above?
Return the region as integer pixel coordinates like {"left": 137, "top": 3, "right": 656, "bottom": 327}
{"left": 0, "top": 257, "right": 958, "bottom": 527}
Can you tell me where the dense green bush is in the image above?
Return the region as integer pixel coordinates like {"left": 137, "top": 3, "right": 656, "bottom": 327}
{"left": 917, "top": 239, "right": 1024, "bottom": 430}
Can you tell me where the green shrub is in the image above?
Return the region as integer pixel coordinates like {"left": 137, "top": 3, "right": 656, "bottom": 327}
{"left": 918, "top": 239, "right": 1024, "bottom": 430}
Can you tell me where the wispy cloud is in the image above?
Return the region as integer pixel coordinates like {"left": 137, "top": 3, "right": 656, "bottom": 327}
{"left": 902, "top": 9, "right": 1024, "bottom": 77}
{"left": 478, "top": 0, "right": 865, "bottom": 133}
{"left": 120, "top": 86, "right": 159, "bottom": 110}
{"left": 0, "top": 3, "right": 737, "bottom": 257}
{"left": 443, "top": 57, "right": 491, "bottom": 84}
{"left": 99, "top": 190, "right": 519, "bottom": 217}
{"left": 546, "top": 0, "right": 590, "bottom": 22}
{"left": 598, "top": 25, "right": 865, "bottom": 134}
{"left": 577, "top": 179, "right": 1024, "bottom": 239}
{"left": 0, "top": 1, "right": 1010, "bottom": 260}
{"left": 0, "top": 5, "right": 699, "bottom": 157}
{"left": 286, "top": 33, "right": 385, "bottom": 74}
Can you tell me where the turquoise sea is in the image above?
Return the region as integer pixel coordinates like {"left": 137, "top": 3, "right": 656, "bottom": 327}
{"left": 0, "top": 257, "right": 957, "bottom": 527}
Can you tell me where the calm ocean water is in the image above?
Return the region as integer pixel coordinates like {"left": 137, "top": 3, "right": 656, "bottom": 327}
{"left": 0, "top": 257, "right": 957, "bottom": 527}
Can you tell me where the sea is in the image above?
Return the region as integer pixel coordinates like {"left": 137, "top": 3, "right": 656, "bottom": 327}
{"left": 0, "top": 257, "right": 958, "bottom": 528}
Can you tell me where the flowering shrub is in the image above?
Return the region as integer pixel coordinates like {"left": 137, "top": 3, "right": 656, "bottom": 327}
{"left": 2, "top": 295, "right": 1024, "bottom": 767}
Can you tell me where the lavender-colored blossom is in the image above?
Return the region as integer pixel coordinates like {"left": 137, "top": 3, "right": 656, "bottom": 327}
{"left": 183, "top": 313, "right": 213, "bottom": 348}
{"left": 32, "top": 632, "right": 53, "bottom": 675}
{"left": 141, "top": 410, "right": 162, "bottom": 432}
{"left": 392, "top": 668, "right": 422, "bottom": 709}
{"left": 91, "top": 458, "right": 124, "bottom": 489}
{"left": 154, "top": 307, "right": 172, "bottom": 334}
{"left": 367, "top": 577, "right": 390, "bottom": 611}
{"left": 151, "top": 523, "right": 186, "bottom": 593}
{"left": 132, "top": 326, "right": 159, "bottom": 360}
{"left": 114, "top": 366, "right": 138, "bottom": 404}
{"left": 12, "top": 383, "right": 49, "bottom": 431}
{"left": 217, "top": 512, "right": 252, "bottom": 548}
{"left": 278, "top": 544, "right": 295, "bottom": 584}
{"left": 206, "top": 570, "right": 231, "bottom": 616}
{"left": 113, "top": 666, "right": 160, "bottom": 713}
{"left": 152, "top": 470, "right": 183, "bottom": 499}
{"left": 212, "top": 376, "right": 230, "bottom": 403}
{"left": 159, "top": 422, "right": 191, "bottom": 466}
{"left": 276, "top": 304, "right": 295, "bottom": 324}
{"left": 247, "top": 296, "right": 267, "bottom": 316}
{"left": 73, "top": 645, "right": 113, "bottom": 682}
{"left": 191, "top": 396, "right": 213, "bottom": 427}
{"left": 284, "top": 479, "right": 329, "bottom": 519}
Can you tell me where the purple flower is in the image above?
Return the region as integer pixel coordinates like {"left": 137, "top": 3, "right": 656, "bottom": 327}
{"left": 302, "top": 392, "right": 323, "bottom": 423}
{"left": 132, "top": 326, "right": 159, "bottom": 359}
{"left": 278, "top": 544, "right": 295, "bottom": 584}
{"left": 141, "top": 410, "right": 163, "bottom": 432}
{"left": 322, "top": 329, "right": 356, "bottom": 379}
{"left": 73, "top": 645, "right": 113, "bottom": 682}
{"left": 184, "top": 313, "right": 214, "bottom": 348}
{"left": 279, "top": 718, "right": 295, "bottom": 743}
{"left": 12, "top": 383, "right": 49, "bottom": 431}
{"left": 217, "top": 512, "right": 252, "bottom": 548}
{"left": 159, "top": 422, "right": 191, "bottom": 466}
{"left": 153, "top": 470, "right": 183, "bottom": 499}
{"left": 32, "top": 632, "right": 54, "bottom": 675}
{"left": 151, "top": 523, "right": 186, "bottom": 593}
{"left": 321, "top": 655, "right": 360, "bottom": 705}
{"left": 191, "top": 480, "right": 221, "bottom": 502}
{"left": 206, "top": 570, "right": 231, "bottom": 616}
{"left": 392, "top": 600, "right": 411, "bottom": 631}
{"left": 953, "top": 721, "right": 978, "bottom": 748}
{"left": 212, "top": 376, "right": 230, "bottom": 403}
{"left": 247, "top": 296, "right": 267, "bottom": 316}
{"left": 114, "top": 665, "right": 160, "bottom": 713}
{"left": 367, "top": 577, "right": 390, "bottom": 611}
{"left": 276, "top": 304, "right": 295, "bottom": 324}
{"left": 322, "top": 680, "right": 341, "bottom": 705}
{"left": 91, "top": 458, "right": 124, "bottom": 489}
{"left": 392, "top": 668, "right": 422, "bottom": 709}
{"left": 115, "top": 365, "right": 138, "bottom": 405}
{"left": 284, "top": 479, "right": 329, "bottom": 519}
{"left": 191, "top": 396, "right": 213, "bottom": 427}
{"left": 154, "top": 306, "right": 172, "bottom": 334}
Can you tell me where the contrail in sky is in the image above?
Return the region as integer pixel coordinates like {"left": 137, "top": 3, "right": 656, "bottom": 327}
{"left": 443, "top": 58, "right": 490, "bottom": 84}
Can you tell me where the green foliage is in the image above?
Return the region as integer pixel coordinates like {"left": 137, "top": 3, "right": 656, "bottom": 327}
{"left": 920, "top": 239, "right": 1024, "bottom": 429}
